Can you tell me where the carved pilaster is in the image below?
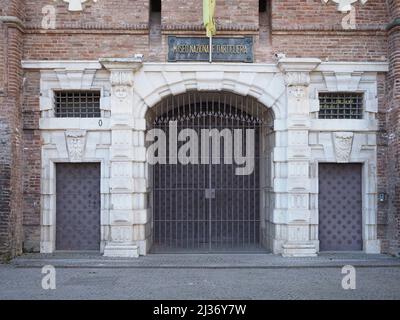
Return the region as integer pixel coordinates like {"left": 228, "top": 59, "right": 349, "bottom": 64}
{"left": 277, "top": 58, "right": 321, "bottom": 257}
{"left": 101, "top": 57, "right": 145, "bottom": 258}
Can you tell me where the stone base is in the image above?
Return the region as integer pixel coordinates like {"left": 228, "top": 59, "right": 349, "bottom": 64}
{"left": 365, "top": 240, "right": 381, "bottom": 254}
{"left": 103, "top": 244, "right": 139, "bottom": 258}
{"left": 282, "top": 243, "right": 317, "bottom": 257}
{"left": 40, "top": 241, "right": 55, "bottom": 254}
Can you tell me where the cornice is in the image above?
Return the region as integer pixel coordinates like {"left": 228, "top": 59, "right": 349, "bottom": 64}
{"left": 0, "top": 16, "right": 25, "bottom": 31}
{"left": 25, "top": 23, "right": 149, "bottom": 30}
{"left": 162, "top": 23, "right": 259, "bottom": 32}
{"left": 25, "top": 28, "right": 149, "bottom": 35}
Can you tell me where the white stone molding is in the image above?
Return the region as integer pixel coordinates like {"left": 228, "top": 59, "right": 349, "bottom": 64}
{"left": 54, "top": 68, "right": 97, "bottom": 90}
{"left": 310, "top": 62, "right": 388, "bottom": 121}
{"left": 322, "top": 71, "right": 364, "bottom": 91}
{"left": 133, "top": 63, "right": 286, "bottom": 120}
{"left": 334, "top": 132, "right": 354, "bottom": 163}
{"left": 22, "top": 60, "right": 110, "bottom": 118}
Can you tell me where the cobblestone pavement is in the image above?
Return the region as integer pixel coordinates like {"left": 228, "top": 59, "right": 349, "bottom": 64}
{"left": 0, "top": 253, "right": 399, "bottom": 300}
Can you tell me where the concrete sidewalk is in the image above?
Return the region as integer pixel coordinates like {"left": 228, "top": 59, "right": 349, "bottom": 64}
{"left": 9, "top": 252, "right": 400, "bottom": 269}
{"left": 1, "top": 253, "right": 400, "bottom": 299}
{"left": 1, "top": 254, "right": 400, "bottom": 300}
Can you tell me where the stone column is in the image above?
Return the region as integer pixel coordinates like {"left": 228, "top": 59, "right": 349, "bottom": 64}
{"left": 0, "top": 2, "right": 25, "bottom": 259}
{"left": 100, "top": 57, "right": 144, "bottom": 258}
{"left": 278, "top": 58, "right": 321, "bottom": 257}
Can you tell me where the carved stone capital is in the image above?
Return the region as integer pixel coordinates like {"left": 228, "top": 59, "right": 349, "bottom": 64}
{"left": 110, "top": 70, "right": 134, "bottom": 87}
{"left": 285, "top": 73, "right": 311, "bottom": 87}
{"left": 100, "top": 56, "right": 144, "bottom": 76}
{"left": 100, "top": 57, "right": 144, "bottom": 102}
{"left": 278, "top": 58, "right": 321, "bottom": 87}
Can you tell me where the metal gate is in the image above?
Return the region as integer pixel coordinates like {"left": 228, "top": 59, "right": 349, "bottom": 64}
{"left": 149, "top": 92, "right": 269, "bottom": 253}
{"left": 319, "top": 163, "right": 363, "bottom": 251}
{"left": 56, "top": 163, "right": 101, "bottom": 251}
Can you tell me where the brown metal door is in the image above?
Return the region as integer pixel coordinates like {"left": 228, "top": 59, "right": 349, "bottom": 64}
{"left": 56, "top": 163, "right": 101, "bottom": 251}
{"left": 319, "top": 163, "right": 363, "bottom": 251}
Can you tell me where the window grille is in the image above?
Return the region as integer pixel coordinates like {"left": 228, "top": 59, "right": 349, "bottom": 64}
{"left": 54, "top": 91, "right": 101, "bottom": 118}
{"left": 318, "top": 92, "right": 364, "bottom": 119}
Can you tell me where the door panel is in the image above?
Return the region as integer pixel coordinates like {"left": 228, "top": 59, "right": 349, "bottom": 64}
{"left": 56, "top": 163, "right": 101, "bottom": 251}
{"left": 319, "top": 163, "right": 363, "bottom": 251}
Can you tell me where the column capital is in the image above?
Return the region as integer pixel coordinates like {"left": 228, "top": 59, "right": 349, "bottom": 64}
{"left": 100, "top": 55, "right": 144, "bottom": 74}
{"left": 101, "top": 56, "right": 144, "bottom": 107}
{"left": 278, "top": 58, "right": 321, "bottom": 86}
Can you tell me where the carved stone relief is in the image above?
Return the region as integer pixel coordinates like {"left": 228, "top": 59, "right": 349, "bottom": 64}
{"left": 334, "top": 132, "right": 354, "bottom": 163}
{"left": 65, "top": 130, "right": 87, "bottom": 162}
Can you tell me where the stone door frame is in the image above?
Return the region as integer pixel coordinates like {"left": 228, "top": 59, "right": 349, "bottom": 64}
{"left": 21, "top": 58, "right": 388, "bottom": 257}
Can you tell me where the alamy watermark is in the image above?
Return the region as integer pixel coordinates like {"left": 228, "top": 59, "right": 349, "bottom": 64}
{"left": 322, "top": 0, "right": 368, "bottom": 30}
{"left": 41, "top": 265, "right": 56, "bottom": 290}
{"left": 41, "top": 1, "right": 100, "bottom": 29}
{"left": 146, "top": 122, "right": 255, "bottom": 176}
{"left": 341, "top": 265, "right": 356, "bottom": 290}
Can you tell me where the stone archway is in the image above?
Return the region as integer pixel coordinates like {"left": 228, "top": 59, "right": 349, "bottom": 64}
{"left": 145, "top": 91, "right": 275, "bottom": 253}
{"left": 102, "top": 59, "right": 321, "bottom": 257}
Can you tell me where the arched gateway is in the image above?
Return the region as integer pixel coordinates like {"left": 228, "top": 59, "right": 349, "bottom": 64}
{"left": 146, "top": 92, "right": 275, "bottom": 252}
{"left": 32, "top": 59, "right": 383, "bottom": 258}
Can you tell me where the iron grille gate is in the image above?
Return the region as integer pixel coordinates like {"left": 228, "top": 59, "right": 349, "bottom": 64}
{"left": 149, "top": 92, "right": 269, "bottom": 253}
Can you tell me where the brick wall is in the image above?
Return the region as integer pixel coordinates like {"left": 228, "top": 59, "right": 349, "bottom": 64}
{"left": 23, "top": 33, "right": 150, "bottom": 60}
{"left": 272, "top": 33, "right": 387, "bottom": 62}
{"left": 272, "top": 0, "right": 388, "bottom": 30}
{"left": 24, "top": 0, "right": 149, "bottom": 29}
{"left": 21, "top": 71, "right": 41, "bottom": 252}
{"left": 377, "top": 72, "right": 389, "bottom": 252}
{"left": 0, "top": 0, "right": 24, "bottom": 260}
{"left": 22, "top": 0, "right": 389, "bottom": 63}
{"left": 162, "top": 0, "right": 258, "bottom": 28}
{"left": 385, "top": 0, "right": 400, "bottom": 256}
{"left": 0, "top": 0, "right": 396, "bottom": 256}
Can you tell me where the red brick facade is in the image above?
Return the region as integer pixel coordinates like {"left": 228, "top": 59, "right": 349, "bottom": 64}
{"left": 0, "top": 0, "right": 399, "bottom": 257}
{"left": 0, "top": 0, "right": 24, "bottom": 259}
{"left": 385, "top": 0, "right": 400, "bottom": 255}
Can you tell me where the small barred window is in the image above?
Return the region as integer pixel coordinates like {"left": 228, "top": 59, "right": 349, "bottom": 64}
{"left": 318, "top": 92, "right": 364, "bottom": 119}
{"left": 55, "top": 91, "right": 101, "bottom": 118}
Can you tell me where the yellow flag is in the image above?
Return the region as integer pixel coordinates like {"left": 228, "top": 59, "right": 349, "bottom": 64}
{"left": 203, "top": 0, "right": 216, "bottom": 38}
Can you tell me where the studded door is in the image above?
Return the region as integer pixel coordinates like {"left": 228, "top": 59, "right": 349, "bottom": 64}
{"left": 318, "top": 164, "right": 363, "bottom": 251}
{"left": 56, "top": 163, "right": 101, "bottom": 251}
